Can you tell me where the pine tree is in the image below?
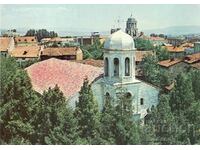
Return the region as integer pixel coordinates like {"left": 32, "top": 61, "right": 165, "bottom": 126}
{"left": 170, "top": 73, "right": 195, "bottom": 115}
{"left": 113, "top": 89, "right": 140, "bottom": 145}
{"left": 74, "top": 78, "right": 101, "bottom": 144}
{"left": 0, "top": 69, "right": 37, "bottom": 144}
{"left": 100, "top": 95, "right": 116, "bottom": 144}
{"left": 34, "top": 85, "right": 77, "bottom": 144}
{"left": 155, "top": 94, "right": 177, "bottom": 144}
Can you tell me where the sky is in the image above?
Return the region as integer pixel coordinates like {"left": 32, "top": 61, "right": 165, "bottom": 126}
{"left": 1, "top": 4, "right": 200, "bottom": 32}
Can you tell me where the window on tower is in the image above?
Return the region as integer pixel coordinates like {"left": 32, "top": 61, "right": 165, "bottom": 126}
{"left": 104, "top": 57, "right": 109, "bottom": 77}
{"left": 125, "top": 57, "right": 130, "bottom": 76}
{"left": 113, "top": 58, "right": 119, "bottom": 77}
{"left": 140, "top": 98, "right": 144, "bottom": 105}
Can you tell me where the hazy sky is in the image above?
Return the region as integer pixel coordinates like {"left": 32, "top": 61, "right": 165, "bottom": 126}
{"left": 1, "top": 4, "right": 200, "bottom": 31}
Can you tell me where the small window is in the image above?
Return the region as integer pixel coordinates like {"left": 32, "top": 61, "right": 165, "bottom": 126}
{"left": 125, "top": 92, "right": 132, "bottom": 99}
{"left": 140, "top": 98, "right": 144, "bottom": 105}
{"left": 105, "top": 92, "right": 110, "bottom": 97}
{"left": 18, "top": 39, "right": 21, "bottom": 42}
{"left": 104, "top": 58, "right": 109, "bottom": 76}
{"left": 24, "top": 39, "right": 27, "bottom": 42}
{"left": 125, "top": 57, "right": 130, "bottom": 76}
{"left": 32, "top": 39, "right": 34, "bottom": 41}
{"left": 113, "top": 58, "right": 119, "bottom": 76}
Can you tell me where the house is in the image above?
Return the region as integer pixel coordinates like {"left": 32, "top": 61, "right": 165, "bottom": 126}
{"left": 135, "top": 50, "right": 154, "bottom": 65}
{"left": 158, "top": 58, "right": 189, "bottom": 79}
{"left": 11, "top": 45, "right": 40, "bottom": 61}
{"left": 0, "top": 37, "right": 15, "bottom": 57}
{"left": 26, "top": 30, "right": 159, "bottom": 120}
{"left": 77, "top": 36, "right": 94, "bottom": 46}
{"left": 164, "top": 46, "right": 185, "bottom": 58}
{"left": 167, "top": 37, "right": 185, "bottom": 47}
{"left": 149, "top": 36, "right": 167, "bottom": 46}
{"left": 158, "top": 52, "right": 200, "bottom": 78}
{"left": 194, "top": 42, "right": 200, "bottom": 53}
{"left": 14, "top": 36, "right": 38, "bottom": 46}
{"left": 40, "top": 47, "right": 83, "bottom": 61}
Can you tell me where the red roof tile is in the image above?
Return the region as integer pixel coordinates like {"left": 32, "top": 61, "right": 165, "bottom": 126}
{"left": 25, "top": 58, "right": 103, "bottom": 98}
{"left": 158, "top": 58, "right": 182, "bottom": 68}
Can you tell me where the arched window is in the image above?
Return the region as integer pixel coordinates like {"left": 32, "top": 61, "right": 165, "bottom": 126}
{"left": 104, "top": 58, "right": 109, "bottom": 77}
{"left": 125, "top": 57, "right": 130, "bottom": 76}
{"left": 140, "top": 98, "right": 144, "bottom": 105}
{"left": 113, "top": 58, "right": 119, "bottom": 76}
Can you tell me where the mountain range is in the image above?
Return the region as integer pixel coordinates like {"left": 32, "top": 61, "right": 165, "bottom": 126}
{"left": 1, "top": 25, "right": 200, "bottom": 37}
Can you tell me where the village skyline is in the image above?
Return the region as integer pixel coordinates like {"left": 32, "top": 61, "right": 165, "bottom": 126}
{"left": 1, "top": 4, "right": 200, "bottom": 36}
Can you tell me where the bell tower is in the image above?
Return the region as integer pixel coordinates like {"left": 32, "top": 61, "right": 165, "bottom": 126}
{"left": 125, "top": 14, "right": 138, "bottom": 39}
{"left": 103, "top": 30, "right": 136, "bottom": 84}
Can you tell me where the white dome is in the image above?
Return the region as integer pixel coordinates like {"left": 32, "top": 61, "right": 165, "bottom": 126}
{"left": 104, "top": 30, "right": 135, "bottom": 51}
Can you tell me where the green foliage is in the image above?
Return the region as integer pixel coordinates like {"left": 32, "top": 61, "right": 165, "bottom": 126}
{"left": 81, "top": 38, "right": 103, "bottom": 60}
{"left": 74, "top": 78, "right": 101, "bottom": 144}
{"left": 170, "top": 73, "right": 195, "bottom": 115}
{"left": 154, "top": 46, "right": 170, "bottom": 61}
{"left": 135, "top": 38, "right": 154, "bottom": 50}
{"left": 25, "top": 29, "right": 58, "bottom": 42}
{"left": 0, "top": 57, "right": 38, "bottom": 144}
{"left": 141, "top": 54, "right": 160, "bottom": 85}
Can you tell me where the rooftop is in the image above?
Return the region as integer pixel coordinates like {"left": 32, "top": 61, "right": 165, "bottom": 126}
{"left": 164, "top": 46, "right": 185, "bottom": 52}
{"left": 135, "top": 50, "right": 154, "bottom": 62}
{"left": 104, "top": 30, "right": 135, "bottom": 51}
{"left": 41, "top": 47, "right": 81, "bottom": 56}
{"left": 75, "top": 59, "right": 104, "bottom": 67}
{"left": 184, "top": 52, "right": 200, "bottom": 64}
{"left": 0, "top": 37, "right": 11, "bottom": 52}
{"left": 15, "top": 36, "right": 37, "bottom": 44}
{"left": 158, "top": 58, "right": 182, "bottom": 68}
{"left": 190, "top": 62, "right": 200, "bottom": 69}
{"left": 25, "top": 58, "right": 103, "bottom": 98}
{"left": 11, "top": 45, "right": 40, "bottom": 58}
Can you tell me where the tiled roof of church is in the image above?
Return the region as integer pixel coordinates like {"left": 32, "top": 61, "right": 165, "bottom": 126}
{"left": 25, "top": 58, "right": 103, "bottom": 98}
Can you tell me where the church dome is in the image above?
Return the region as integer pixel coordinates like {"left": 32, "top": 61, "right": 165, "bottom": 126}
{"left": 104, "top": 30, "right": 135, "bottom": 51}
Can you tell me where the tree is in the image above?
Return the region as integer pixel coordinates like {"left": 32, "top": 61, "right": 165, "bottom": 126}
{"left": 25, "top": 29, "right": 58, "bottom": 42}
{"left": 100, "top": 95, "right": 116, "bottom": 144}
{"left": 154, "top": 46, "right": 170, "bottom": 61}
{"left": 74, "top": 78, "right": 101, "bottom": 144}
{"left": 0, "top": 69, "right": 37, "bottom": 144}
{"left": 155, "top": 94, "right": 177, "bottom": 144}
{"left": 113, "top": 88, "right": 140, "bottom": 145}
{"left": 44, "top": 104, "right": 80, "bottom": 145}
{"left": 135, "top": 38, "right": 154, "bottom": 50}
{"left": 190, "top": 70, "right": 200, "bottom": 100}
{"left": 33, "top": 85, "right": 73, "bottom": 144}
{"left": 170, "top": 73, "right": 195, "bottom": 115}
{"left": 81, "top": 38, "right": 103, "bottom": 60}
{"left": 141, "top": 54, "right": 160, "bottom": 85}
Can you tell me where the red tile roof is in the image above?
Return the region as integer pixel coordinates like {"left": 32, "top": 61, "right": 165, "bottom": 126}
{"left": 191, "top": 62, "right": 200, "bottom": 69}
{"left": 164, "top": 46, "right": 185, "bottom": 52}
{"left": 41, "top": 47, "right": 81, "bottom": 56}
{"left": 25, "top": 58, "right": 103, "bottom": 98}
{"left": 11, "top": 45, "right": 40, "bottom": 58}
{"left": 184, "top": 52, "right": 200, "bottom": 64}
{"left": 15, "top": 36, "right": 37, "bottom": 44}
{"left": 135, "top": 51, "right": 154, "bottom": 62}
{"left": 75, "top": 59, "right": 104, "bottom": 67}
{"left": 158, "top": 58, "right": 182, "bottom": 68}
{"left": 0, "top": 37, "right": 11, "bottom": 52}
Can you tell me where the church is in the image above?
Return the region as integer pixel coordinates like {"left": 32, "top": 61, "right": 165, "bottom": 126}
{"left": 26, "top": 30, "right": 159, "bottom": 121}
{"left": 90, "top": 30, "right": 159, "bottom": 120}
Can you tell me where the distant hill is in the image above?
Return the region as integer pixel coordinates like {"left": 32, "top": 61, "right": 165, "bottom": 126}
{"left": 143, "top": 25, "right": 200, "bottom": 36}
